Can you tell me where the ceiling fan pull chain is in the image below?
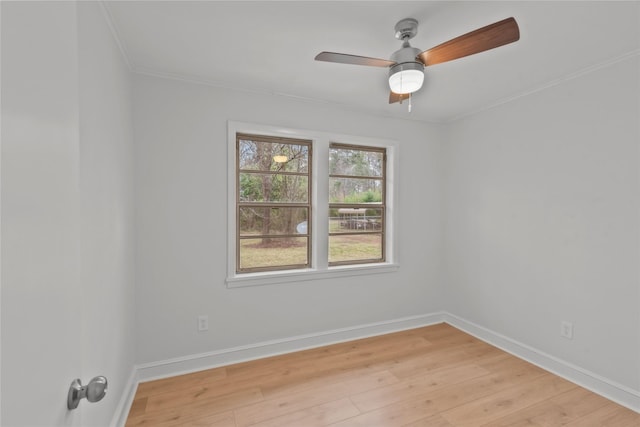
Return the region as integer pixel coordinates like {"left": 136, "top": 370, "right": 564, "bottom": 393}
{"left": 408, "top": 93, "right": 412, "bottom": 113}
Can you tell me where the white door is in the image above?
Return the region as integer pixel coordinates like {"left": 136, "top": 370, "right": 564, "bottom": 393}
{"left": 2, "top": 2, "right": 84, "bottom": 426}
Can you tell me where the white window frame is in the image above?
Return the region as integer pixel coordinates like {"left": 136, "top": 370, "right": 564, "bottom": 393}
{"left": 226, "top": 121, "right": 399, "bottom": 288}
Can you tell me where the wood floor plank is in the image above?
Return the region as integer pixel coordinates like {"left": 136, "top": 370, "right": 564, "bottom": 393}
{"left": 417, "top": 324, "right": 480, "bottom": 346}
{"left": 403, "top": 413, "right": 456, "bottom": 427}
{"left": 126, "top": 388, "right": 263, "bottom": 426}
{"left": 144, "top": 382, "right": 262, "bottom": 413}
{"left": 386, "top": 343, "right": 497, "bottom": 379}
{"left": 441, "top": 373, "right": 577, "bottom": 426}
{"left": 136, "top": 366, "right": 227, "bottom": 398}
{"left": 248, "top": 397, "right": 360, "bottom": 427}
{"left": 127, "top": 397, "right": 148, "bottom": 419}
{"left": 564, "top": 401, "right": 640, "bottom": 426}
{"left": 234, "top": 370, "right": 398, "bottom": 427}
{"left": 183, "top": 411, "right": 237, "bottom": 427}
{"left": 330, "top": 358, "right": 547, "bottom": 427}
{"left": 131, "top": 410, "right": 236, "bottom": 427}
{"left": 223, "top": 334, "right": 431, "bottom": 399}
{"left": 486, "top": 386, "right": 613, "bottom": 426}
{"left": 410, "top": 357, "right": 549, "bottom": 414}
{"left": 126, "top": 410, "right": 192, "bottom": 427}
{"left": 329, "top": 395, "right": 441, "bottom": 427}
{"left": 350, "top": 362, "right": 491, "bottom": 412}
{"left": 260, "top": 362, "right": 394, "bottom": 400}
{"left": 476, "top": 352, "right": 548, "bottom": 379}
{"left": 125, "top": 324, "right": 639, "bottom": 427}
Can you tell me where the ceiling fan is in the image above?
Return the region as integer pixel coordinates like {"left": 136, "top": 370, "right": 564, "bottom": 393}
{"left": 315, "top": 17, "right": 520, "bottom": 104}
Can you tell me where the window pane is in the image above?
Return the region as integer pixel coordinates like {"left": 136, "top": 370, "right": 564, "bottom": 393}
{"left": 237, "top": 133, "right": 312, "bottom": 274}
{"left": 330, "top": 208, "right": 382, "bottom": 233}
{"left": 239, "top": 237, "right": 308, "bottom": 270}
{"left": 239, "top": 173, "right": 308, "bottom": 203}
{"left": 328, "top": 144, "right": 386, "bottom": 266}
{"left": 329, "top": 147, "right": 383, "bottom": 177}
{"left": 239, "top": 139, "right": 309, "bottom": 173}
{"left": 239, "top": 207, "right": 308, "bottom": 236}
{"left": 329, "top": 177, "right": 382, "bottom": 203}
{"left": 329, "top": 234, "right": 382, "bottom": 264}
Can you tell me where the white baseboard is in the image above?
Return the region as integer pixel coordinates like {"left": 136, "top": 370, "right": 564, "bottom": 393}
{"left": 110, "top": 367, "right": 139, "bottom": 427}
{"left": 136, "top": 312, "right": 445, "bottom": 382}
{"left": 443, "top": 312, "right": 640, "bottom": 413}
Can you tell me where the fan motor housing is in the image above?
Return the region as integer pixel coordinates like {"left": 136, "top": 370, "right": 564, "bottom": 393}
{"left": 390, "top": 46, "right": 424, "bottom": 76}
{"left": 389, "top": 60, "right": 424, "bottom": 77}
{"left": 390, "top": 45, "right": 422, "bottom": 64}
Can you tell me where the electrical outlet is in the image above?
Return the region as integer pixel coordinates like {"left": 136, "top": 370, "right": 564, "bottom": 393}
{"left": 197, "top": 315, "right": 209, "bottom": 332}
{"left": 561, "top": 321, "right": 573, "bottom": 339}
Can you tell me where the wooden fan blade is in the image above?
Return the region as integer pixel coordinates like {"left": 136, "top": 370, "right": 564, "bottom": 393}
{"left": 315, "top": 52, "right": 396, "bottom": 67}
{"left": 417, "top": 17, "right": 519, "bottom": 67}
{"left": 389, "top": 92, "right": 410, "bottom": 104}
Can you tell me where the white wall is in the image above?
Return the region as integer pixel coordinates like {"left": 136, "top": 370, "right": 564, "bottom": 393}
{"left": 1, "top": 2, "right": 135, "bottom": 426}
{"left": 2, "top": 2, "right": 82, "bottom": 425}
{"left": 77, "top": 3, "right": 136, "bottom": 426}
{"left": 443, "top": 56, "right": 640, "bottom": 392}
{"left": 133, "top": 74, "right": 444, "bottom": 364}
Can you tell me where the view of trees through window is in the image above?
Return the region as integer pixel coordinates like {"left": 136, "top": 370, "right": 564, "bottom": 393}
{"left": 329, "top": 144, "right": 385, "bottom": 265}
{"left": 236, "top": 134, "right": 386, "bottom": 273}
{"left": 236, "top": 134, "right": 311, "bottom": 272}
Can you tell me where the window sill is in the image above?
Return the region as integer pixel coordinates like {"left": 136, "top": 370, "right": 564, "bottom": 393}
{"left": 226, "top": 263, "right": 400, "bottom": 288}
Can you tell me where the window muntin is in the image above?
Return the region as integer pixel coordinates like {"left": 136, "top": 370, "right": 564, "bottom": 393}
{"left": 236, "top": 133, "right": 312, "bottom": 273}
{"left": 329, "top": 143, "right": 385, "bottom": 266}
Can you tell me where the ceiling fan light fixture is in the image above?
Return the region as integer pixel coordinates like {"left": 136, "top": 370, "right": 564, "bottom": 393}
{"left": 315, "top": 17, "right": 519, "bottom": 104}
{"left": 273, "top": 155, "right": 288, "bottom": 163}
{"left": 388, "top": 62, "right": 424, "bottom": 94}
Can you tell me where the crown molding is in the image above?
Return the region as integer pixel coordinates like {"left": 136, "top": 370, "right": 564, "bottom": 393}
{"left": 98, "top": 1, "right": 134, "bottom": 71}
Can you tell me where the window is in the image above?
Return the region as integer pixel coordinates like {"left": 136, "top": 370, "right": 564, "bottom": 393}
{"left": 228, "top": 122, "right": 398, "bottom": 287}
{"left": 329, "top": 144, "right": 385, "bottom": 265}
{"left": 236, "top": 133, "right": 312, "bottom": 273}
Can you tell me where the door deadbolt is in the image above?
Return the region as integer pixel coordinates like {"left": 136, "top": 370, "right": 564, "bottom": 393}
{"left": 67, "top": 376, "right": 108, "bottom": 410}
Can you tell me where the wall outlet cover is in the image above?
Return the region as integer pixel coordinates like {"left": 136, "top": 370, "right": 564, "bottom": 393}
{"left": 198, "top": 315, "right": 209, "bottom": 332}
{"left": 561, "top": 321, "right": 573, "bottom": 340}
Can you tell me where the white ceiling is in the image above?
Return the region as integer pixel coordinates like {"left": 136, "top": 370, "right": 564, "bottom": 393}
{"left": 103, "top": 1, "right": 640, "bottom": 123}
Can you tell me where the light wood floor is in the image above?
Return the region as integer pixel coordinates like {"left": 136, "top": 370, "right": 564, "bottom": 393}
{"left": 126, "top": 323, "right": 639, "bottom": 426}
